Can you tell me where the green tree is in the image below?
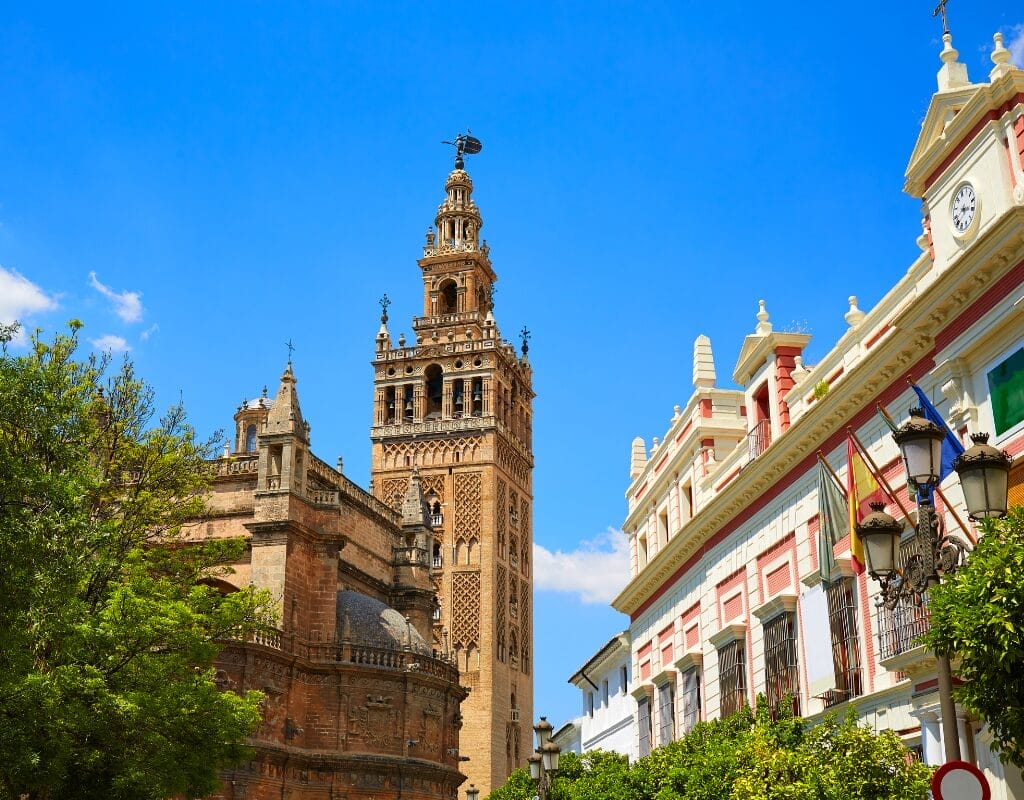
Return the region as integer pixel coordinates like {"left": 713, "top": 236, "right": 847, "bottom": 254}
{"left": 921, "top": 505, "right": 1024, "bottom": 768}
{"left": 485, "top": 768, "right": 535, "bottom": 800}
{"left": 0, "top": 323, "right": 274, "bottom": 800}
{"left": 550, "top": 750, "right": 633, "bottom": 800}
{"left": 487, "top": 703, "right": 930, "bottom": 800}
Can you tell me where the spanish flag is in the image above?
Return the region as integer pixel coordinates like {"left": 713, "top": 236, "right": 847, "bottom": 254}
{"left": 847, "top": 435, "right": 884, "bottom": 574}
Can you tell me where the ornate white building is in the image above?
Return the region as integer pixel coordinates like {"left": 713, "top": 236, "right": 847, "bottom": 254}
{"left": 612, "top": 28, "right": 1024, "bottom": 798}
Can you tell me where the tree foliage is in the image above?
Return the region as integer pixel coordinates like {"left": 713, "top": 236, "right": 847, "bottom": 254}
{"left": 487, "top": 703, "right": 930, "bottom": 800}
{"left": 0, "top": 323, "right": 275, "bottom": 800}
{"left": 921, "top": 505, "right": 1024, "bottom": 768}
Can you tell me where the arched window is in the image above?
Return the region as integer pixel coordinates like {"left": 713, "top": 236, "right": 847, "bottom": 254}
{"left": 245, "top": 424, "right": 257, "bottom": 453}
{"left": 452, "top": 378, "right": 465, "bottom": 417}
{"left": 425, "top": 364, "right": 443, "bottom": 418}
{"left": 385, "top": 386, "right": 397, "bottom": 423}
{"left": 439, "top": 281, "right": 458, "bottom": 314}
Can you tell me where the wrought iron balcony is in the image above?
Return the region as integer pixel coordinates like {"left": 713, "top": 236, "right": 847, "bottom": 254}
{"left": 747, "top": 419, "right": 771, "bottom": 460}
{"left": 876, "top": 592, "right": 932, "bottom": 661}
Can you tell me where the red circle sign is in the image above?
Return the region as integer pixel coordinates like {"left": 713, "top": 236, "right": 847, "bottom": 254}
{"left": 931, "top": 760, "right": 990, "bottom": 800}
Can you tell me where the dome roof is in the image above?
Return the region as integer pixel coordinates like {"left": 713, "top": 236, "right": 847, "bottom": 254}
{"left": 445, "top": 168, "right": 473, "bottom": 190}
{"left": 243, "top": 396, "right": 274, "bottom": 410}
{"left": 336, "top": 590, "right": 429, "bottom": 650}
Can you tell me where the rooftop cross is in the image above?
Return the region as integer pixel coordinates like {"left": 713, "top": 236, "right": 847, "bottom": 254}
{"left": 933, "top": 0, "right": 950, "bottom": 36}
{"left": 520, "top": 326, "right": 531, "bottom": 356}
{"left": 285, "top": 338, "right": 295, "bottom": 364}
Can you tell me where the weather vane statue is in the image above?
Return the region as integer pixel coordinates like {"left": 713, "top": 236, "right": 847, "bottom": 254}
{"left": 442, "top": 130, "right": 482, "bottom": 170}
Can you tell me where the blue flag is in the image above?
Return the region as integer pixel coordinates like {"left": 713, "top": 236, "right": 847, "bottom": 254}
{"left": 910, "top": 383, "right": 965, "bottom": 481}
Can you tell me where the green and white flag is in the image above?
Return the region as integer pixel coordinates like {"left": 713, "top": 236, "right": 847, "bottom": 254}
{"left": 817, "top": 458, "right": 848, "bottom": 585}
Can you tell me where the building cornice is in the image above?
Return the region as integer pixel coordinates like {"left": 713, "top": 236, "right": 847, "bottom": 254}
{"left": 569, "top": 631, "right": 630, "bottom": 687}
{"left": 613, "top": 208, "right": 1024, "bottom": 618}
{"left": 905, "top": 77, "right": 1024, "bottom": 197}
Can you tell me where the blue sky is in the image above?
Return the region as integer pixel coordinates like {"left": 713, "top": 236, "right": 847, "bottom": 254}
{"left": 2, "top": 3, "right": 1022, "bottom": 730}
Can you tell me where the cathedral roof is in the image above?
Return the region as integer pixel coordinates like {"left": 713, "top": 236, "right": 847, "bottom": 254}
{"left": 336, "top": 590, "right": 429, "bottom": 651}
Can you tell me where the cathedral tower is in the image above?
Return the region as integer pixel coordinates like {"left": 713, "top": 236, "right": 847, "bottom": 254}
{"left": 370, "top": 150, "right": 534, "bottom": 795}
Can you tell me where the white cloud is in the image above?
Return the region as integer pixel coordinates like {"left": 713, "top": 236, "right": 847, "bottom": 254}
{"left": 1008, "top": 25, "right": 1024, "bottom": 67}
{"left": 140, "top": 323, "right": 159, "bottom": 341}
{"left": 88, "top": 271, "right": 143, "bottom": 323}
{"left": 0, "top": 265, "right": 58, "bottom": 327}
{"left": 533, "top": 528, "right": 630, "bottom": 605}
{"left": 89, "top": 334, "right": 131, "bottom": 354}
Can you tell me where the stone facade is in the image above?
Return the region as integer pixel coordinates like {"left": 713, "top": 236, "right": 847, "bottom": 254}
{"left": 370, "top": 161, "right": 535, "bottom": 796}
{"left": 191, "top": 365, "right": 468, "bottom": 800}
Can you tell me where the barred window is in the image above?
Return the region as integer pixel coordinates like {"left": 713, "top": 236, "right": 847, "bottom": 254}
{"left": 678, "top": 667, "right": 701, "bottom": 734}
{"left": 657, "top": 681, "right": 676, "bottom": 745}
{"left": 823, "top": 577, "right": 863, "bottom": 707}
{"left": 637, "top": 695, "right": 652, "bottom": 757}
{"left": 718, "top": 640, "right": 746, "bottom": 718}
{"left": 763, "top": 612, "right": 800, "bottom": 717}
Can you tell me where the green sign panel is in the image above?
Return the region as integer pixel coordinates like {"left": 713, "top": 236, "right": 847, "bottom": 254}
{"left": 988, "top": 347, "right": 1024, "bottom": 435}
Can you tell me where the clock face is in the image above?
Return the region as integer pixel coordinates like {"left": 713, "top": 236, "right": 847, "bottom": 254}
{"left": 952, "top": 184, "right": 977, "bottom": 233}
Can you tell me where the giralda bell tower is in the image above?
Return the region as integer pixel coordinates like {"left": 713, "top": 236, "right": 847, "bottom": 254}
{"left": 370, "top": 138, "right": 534, "bottom": 796}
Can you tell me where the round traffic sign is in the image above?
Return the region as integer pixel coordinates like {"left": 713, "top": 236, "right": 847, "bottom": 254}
{"left": 931, "top": 760, "right": 990, "bottom": 800}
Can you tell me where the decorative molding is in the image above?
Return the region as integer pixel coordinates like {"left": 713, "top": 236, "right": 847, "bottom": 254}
{"left": 709, "top": 623, "right": 747, "bottom": 649}
{"left": 751, "top": 593, "right": 797, "bottom": 622}
{"left": 673, "top": 651, "right": 704, "bottom": 672}
{"left": 651, "top": 667, "right": 677, "bottom": 687}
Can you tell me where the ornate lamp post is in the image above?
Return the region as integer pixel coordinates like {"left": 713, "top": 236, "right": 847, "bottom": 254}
{"left": 528, "top": 717, "right": 561, "bottom": 800}
{"left": 857, "top": 408, "right": 1011, "bottom": 763}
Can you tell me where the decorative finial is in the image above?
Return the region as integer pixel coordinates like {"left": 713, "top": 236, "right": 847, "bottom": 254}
{"left": 933, "top": 0, "right": 949, "bottom": 36}
{"left": 990, "top": 32, "right": 1013, "bottom": 79}
{"left": 791, "top": 355, "right": 810, "bottom": 381}
{"left": 845, "top": 295, "right": 866, "bottom": 328}
{"left": 441, "top": 131, "right": 482, "bottom": 170}
{"left": 755, "top": 300, "right": 773, "bottom": 335}
{"left": 285, "top": 338, "right": 295, "bottom": 364}
{"left": 520, "top": 326, "right": 531, "bottom": 356}
{"left": 379, "top": 293, "right": 391, "bottom": 324}
{"left": 261, "top": 385, "right": 268, "bottom": 399}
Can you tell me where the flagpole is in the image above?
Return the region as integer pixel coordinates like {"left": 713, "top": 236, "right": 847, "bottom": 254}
{"left": 846, "top": 427, "right": 918, "bottom": 524}
{"left": 815, "top": 451, "right": 845, "bottom": 494}
{"left": 878, "top": 400, "right": 977, "bottom": 545}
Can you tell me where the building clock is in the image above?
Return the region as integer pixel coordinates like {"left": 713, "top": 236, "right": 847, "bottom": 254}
{"left": 951, "top": 183, "right": 977, "bottom": 234}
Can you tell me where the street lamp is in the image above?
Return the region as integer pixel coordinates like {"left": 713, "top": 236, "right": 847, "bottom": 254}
{"left": 954, "top": 433, "right": 1012, "bottom": 520}
{"left": 858, "top": 408, "right": 1011, "bottom": 763}
{"left": 528, "top": 717, "right": 560, "bottom": 800}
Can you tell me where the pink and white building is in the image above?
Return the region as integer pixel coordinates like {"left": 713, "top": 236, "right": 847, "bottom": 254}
{"left": 612, "top": 29, "right": 1024, "bottom": 798}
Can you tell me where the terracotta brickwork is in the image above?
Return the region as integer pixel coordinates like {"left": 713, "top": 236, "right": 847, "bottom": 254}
{"left": 370, "top": 162, "right": 535, "bottom": 795}
{"left": 188, "top": 365, "right": 467, "bottom": 800}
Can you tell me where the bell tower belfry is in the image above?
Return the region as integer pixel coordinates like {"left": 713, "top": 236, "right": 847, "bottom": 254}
{"left": 370, "top": 142, "right": 534, "bottom": 796}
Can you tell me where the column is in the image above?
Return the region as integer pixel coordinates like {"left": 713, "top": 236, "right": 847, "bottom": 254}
{"left": 919, "top": 710, "right": 942, "bottom": 766}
